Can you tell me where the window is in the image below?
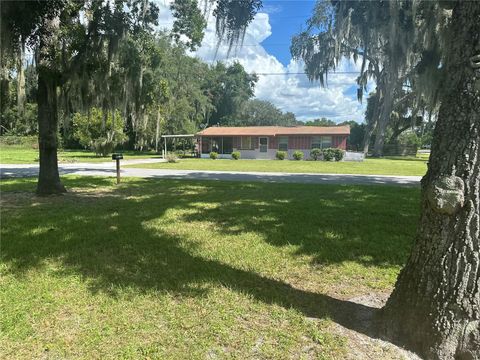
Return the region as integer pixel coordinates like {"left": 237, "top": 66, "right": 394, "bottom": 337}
{"left": 312, "top": 136, "right": 333, "bottom": 148}
{"left": 211, "top": 137, "right": 220, "bottom": 153}
{"left": 278, "top": 136, "right": 288, "bottom": 151}
{"left": 222, "top": 137, "right": 233, "bottom": 154}
{"left": 201, "top": 137, "right": 210, "bottom": 154}
{"left": 321, "top": 136, "right": 332, "bottom": 148}
{"left": 240, "top": 136, "right": 253, "bottom": 150}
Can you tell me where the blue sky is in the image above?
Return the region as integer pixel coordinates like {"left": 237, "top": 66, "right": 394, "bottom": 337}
{"left": 260, "top": 1, "right": 316, "bottom": 66}
{"left": 157, "top": 0, "right": 370, "bottom": 123}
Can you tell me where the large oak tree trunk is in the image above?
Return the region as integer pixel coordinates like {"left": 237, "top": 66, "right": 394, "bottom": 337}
{"left": 380, "top": 3, "right": 480, "bottom": 359}
{"left": 36, "top": 21, "right": 66, "bottom": 195}
{"left": 372, "top": 75, "right": 395, "bottom": 157}
{"left": 363, "top": 92, "right": 381, "bottom": 155}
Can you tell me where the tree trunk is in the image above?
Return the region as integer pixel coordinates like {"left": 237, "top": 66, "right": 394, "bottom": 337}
{"left": 155, "top": 109, "right": 160, "bottom": 153}
{"left": 363, "top": 94, "right": 381, "bottom": 155}
{"left": 36, "top": 22, "right": 66, "bottom": 195}
{"left": 362, "top": 123, "right": 375, "bottom": 155}
{"left": 380, "top": 3, "right": 480, "bottom": 359}
{"left": 16, "top": 36, "right": 26, "bottom": 116}
{"left": 372, "top": 78, "right": 395, "bottom": 157}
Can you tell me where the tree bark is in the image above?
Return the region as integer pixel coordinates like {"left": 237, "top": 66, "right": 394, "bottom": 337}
{"left": 36, "top": 20, "right": 66, "bottom": 195}
{"left": 16, "top": 36, "right": 26, "bottom": 116}
{"left": 372, "top": 75, "right": 396, "bottom": 157}
{"left": 155, "top": 109, "right": 160, "bottom": 153}
{"left": 380, "top": 3, "right": 480, "bottom": 359}
{"left": 363, "top": 95, "right": 381, "bottom": 155}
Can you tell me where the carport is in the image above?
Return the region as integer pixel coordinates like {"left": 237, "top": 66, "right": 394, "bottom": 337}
{"left": 160, "top": 134, "right": 196, "bottom": 158}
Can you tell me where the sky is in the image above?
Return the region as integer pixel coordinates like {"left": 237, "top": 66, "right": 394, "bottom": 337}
{"left": 155, "top": 0, "right": 371, "bottom": 123}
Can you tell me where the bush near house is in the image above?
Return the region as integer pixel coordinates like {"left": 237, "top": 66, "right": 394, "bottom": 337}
{"left": 334, "top": 149, "right": 345, "bottom": 161}
{"left": 321, "top": 148, "right": 345, "bottom": 162}
{"left": 276, "top": 151, "right": 287, "bottom": 160}
{"left": 210, "top": 151, "right": 218, "bottom": 159}
{"left": 231, "top": 151, "right": 241, "bottom": 160}
{"left": 310, "top": 148, "right": 322, "bottom": 161}
{"left": 292, "top": 151, "right": 304, "bottom": 161}
{"left": 322, "top": 148, "right": 336, "bottom": 161}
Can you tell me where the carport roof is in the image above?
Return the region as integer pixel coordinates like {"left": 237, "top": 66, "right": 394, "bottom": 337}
{"left": 196, "top": 125, "right": 350, "bottom": 137}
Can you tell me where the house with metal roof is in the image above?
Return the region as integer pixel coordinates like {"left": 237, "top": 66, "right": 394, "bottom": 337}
{"left": 195, "top": 125, "right": 350, "bottom": 160}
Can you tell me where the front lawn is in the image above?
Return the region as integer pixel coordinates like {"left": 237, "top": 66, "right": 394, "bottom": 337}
{"left": 0, "top": 145, "right": 160, "bottom": 164}
{"left": 0, "top": 177, "right": 419, "bottom": 358}
{"left": 128, "top": 157, "right": 428, "bottom": 176}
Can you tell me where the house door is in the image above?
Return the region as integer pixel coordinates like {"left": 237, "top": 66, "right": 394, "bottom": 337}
{"left": 259, "top": 137, "right": 268, "bottom": 157}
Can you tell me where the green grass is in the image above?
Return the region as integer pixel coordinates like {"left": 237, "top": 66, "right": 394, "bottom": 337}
{"left": 128, "top": 156, "right": 428, "bottom": 176}
{"left": 0, "top": 177, "right": 419, "bottom": 358}
{"left": 0, "top": 145, "right": 161, "bottom": 164}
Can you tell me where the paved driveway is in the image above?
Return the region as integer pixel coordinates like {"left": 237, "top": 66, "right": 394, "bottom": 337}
{"left": 0, "top": 161, "right": 421, "bottom": 186}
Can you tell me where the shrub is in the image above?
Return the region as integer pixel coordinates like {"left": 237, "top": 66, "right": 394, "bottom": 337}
{"left": 334, "top": 149, "right": 345, "bottom": 161}
{"left": 92, "top": 136, "right": 116, "bottom": 157}
{"left": 0, "top": 135, "right": 38, "bottom": 147}
{"left": 231, "top": 151, "right": 241, "bottom": 160}
{"left": 322, "top": 148, "right": 336, "bottom": 161}
{"left": 310, "top": 148, "right": 321, "bottom": 161}
{"left": 166, "top": 153, "right": 178, "bottom": 163}
{"left": 209, "top": 151, "right": 218, "bottom": 159}
{"left": 321, "top": 148, "right": 345, "bottom": 161}
{"left": 292, "top": 150, "right": 304, "bottom": 161}
{"left": 276, "top": 151, "right": 287, "bottom": 160}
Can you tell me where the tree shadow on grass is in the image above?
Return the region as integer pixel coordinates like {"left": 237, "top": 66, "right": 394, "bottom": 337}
{"left": 1, "top": 178, "right": 420, "bottom": 343}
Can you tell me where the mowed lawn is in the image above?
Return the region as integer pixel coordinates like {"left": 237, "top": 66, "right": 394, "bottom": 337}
{"left": 0, "top": 177, "right": 419, "bottom": 359}
{"left": 0, "top": 145, "right": 161, "bottom": 164}
{"left": 128, "top": 156, "right": 428, "bottom": 176}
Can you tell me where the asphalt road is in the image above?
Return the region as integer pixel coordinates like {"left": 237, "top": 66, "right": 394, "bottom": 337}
{"left": 0, "top": 161, "right": 422, "bottom": 186}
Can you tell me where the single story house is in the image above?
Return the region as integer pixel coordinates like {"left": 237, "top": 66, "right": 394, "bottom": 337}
{"left": 195, "top": 125, "right": 350, "bottom": 159}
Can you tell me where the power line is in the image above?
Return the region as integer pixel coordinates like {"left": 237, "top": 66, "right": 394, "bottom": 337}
{"left": 255, "top": 72, "right": 359, "bottom": 75}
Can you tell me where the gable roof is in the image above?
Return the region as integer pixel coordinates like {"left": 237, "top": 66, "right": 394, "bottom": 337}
{"left": 196, "top": 125, "right": 350, "bottom": 136}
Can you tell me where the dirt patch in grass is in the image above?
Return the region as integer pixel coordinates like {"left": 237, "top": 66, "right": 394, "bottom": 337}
{"left": 329, "top": 292, "right": 421, "bottom": 360}
{"left": 0, "top": 188, "right": 122, "bottom": 209}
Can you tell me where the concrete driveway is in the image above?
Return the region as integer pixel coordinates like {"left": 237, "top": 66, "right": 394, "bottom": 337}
{"left": 0, "top": 160, "right": 421, "bottom": 186}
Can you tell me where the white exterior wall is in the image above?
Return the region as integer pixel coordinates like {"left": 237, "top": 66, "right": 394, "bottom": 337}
{"left": 344, "top": 151, "right": 365, "bottom": 162}
{"left": 199, "top": 148, "right": 364, "bottom": 161}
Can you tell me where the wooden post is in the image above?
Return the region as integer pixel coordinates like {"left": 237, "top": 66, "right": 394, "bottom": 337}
{"left": 116, "top": 158, "right": 121, "bottom": 184}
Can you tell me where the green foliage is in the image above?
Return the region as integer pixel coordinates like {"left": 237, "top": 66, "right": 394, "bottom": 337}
{"left": 304, "top": 118, "right": 336, "bottom": 126}
{"left": 227, "top": 99, "right": 296, "bottom": 126}
{"left": 398, "top": 131, "right": 421, "bottom": 147}
{"left": 321, "top": 148, "right": 344, "bottom": 162}
{"left": 334, "top": 149, "right": 345, "bottom": 162}
{"left": 0, "top": 135, "right": 37, "bottom": 147}
{"left": 322, "top": 148, "right": 335, "bottom": 161}
{"left": 170, "top": 0, "right": 207, "bottom": 51}
{"left": 0, "top": 103, "right": 38, "bottom": 136}
{"left": 276, "top": 151, "right": 287, "bottom": 160}
{"left": 213, "top": 0, "right": 263, "bottom": 56}
{"left": 310, "top": 148, "right": 321, "bottom": 160}
{"left": 231, "top": 151, "right": 241, "bottom": 160}
{"left": 209, "top": 151, "right": 218, "bottom": 160}
{"left": 206, "top": 62, "right": 258, "bottom": 125}
{"left": 73, "top": 108, "right": 126, "bottom": 156}
{"left": 292, "top": 151, "right": 304, "bottom": 161}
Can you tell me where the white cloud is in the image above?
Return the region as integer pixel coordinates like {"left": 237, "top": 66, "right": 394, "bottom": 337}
{"left": 154, "top": 1, "right": 371, "bottom": 123}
